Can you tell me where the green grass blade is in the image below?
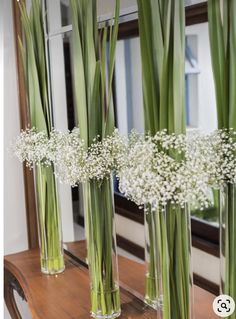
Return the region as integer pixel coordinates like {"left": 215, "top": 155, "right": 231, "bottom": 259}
{"left": 208, "top": 0, "right": 226, "bottom": 128}
{"left": 70, "top": 0, "right": 88, "bottom": 146}
{"left": 104, "top": 0, "right": 120, "bottom": 137}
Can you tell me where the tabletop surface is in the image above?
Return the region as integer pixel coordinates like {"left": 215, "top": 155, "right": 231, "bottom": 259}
{"left": 4, "top": 242, "right": 218, "bottom": 319}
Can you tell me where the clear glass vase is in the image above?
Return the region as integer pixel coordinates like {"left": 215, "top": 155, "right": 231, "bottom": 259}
{"left": 82, "top": 177, "right": 121, "bottom": 319}
{"left": 35, "top": 164, "right": 65, "bottom": 275}
{"left": 144, "top": 205, "right": 158, "bottom": 309}
{"left": 220, "top": 183, "right": 236, "bottom": 318}
{"left": 147, "top": 203, "right": 193, "bottom": 319}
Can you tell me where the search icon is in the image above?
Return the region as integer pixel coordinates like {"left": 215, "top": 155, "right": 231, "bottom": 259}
{"left": 221, "top": 303, "right": 227, "bottom": 310}
{"left": 213, "top": 295, "right": 235, "bottom": 317}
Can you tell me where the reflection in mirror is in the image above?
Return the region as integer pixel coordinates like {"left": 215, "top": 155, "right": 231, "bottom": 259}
{"left": 185, "top": 22, "right": 217, "bottom": 133}
{"left": 60, "top": 0, "right": 71, "bottom": 27}
{"left": 115, "top": 37, "right": 144, "bottom": 135}
{"left": 114, "top": 22, "right": 219, "bottom": 228}
{"left": 185, "top": 22, "right": 218, "bottom": 225}
{"left": 45, "top": 0, "right": 219, "bottom": 302}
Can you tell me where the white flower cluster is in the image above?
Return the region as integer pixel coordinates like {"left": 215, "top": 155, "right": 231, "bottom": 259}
{"left": 48, "top": 128, "right": 87, "bottom": 185}
{"left": 13, "top": 128, "right": 127, "bottom": 186}
{"left": 13, "top": 128, "right": 50, "bottom": 167}
{"left": 188, "top": 129, "right": 236, "bottom": 188}
{"left": 118, "top": 131, "right": 211, "bottom": 209}
{"left": 14, "top": 127, "right": 235, "bottom": 210}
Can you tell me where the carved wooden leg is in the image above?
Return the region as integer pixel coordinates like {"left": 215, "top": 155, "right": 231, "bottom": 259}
{"left": 4, "top": 268, "right": 24, "bottom": 319}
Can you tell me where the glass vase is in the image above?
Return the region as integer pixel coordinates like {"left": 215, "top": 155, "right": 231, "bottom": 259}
{"left": 144, "top": 205, "right": 158, "bottom": 309}
{"left": 150, "top": 203, "right": 193, "bottom": 319}
{"left": 35, "top": 164, "right": 65, "bottom": 275}
{"left": 82, "top": 177, "right": 121, "bottom": 319}
{"left": 220, "top": 183, "right": 236, "bottom": 318}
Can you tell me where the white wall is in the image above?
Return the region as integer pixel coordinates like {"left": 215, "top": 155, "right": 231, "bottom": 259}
{"left": 3, "top": 0, "right": 28, "bottom": 258}
{"left": 3, "top": 1, "right": 32, "bottom": 318}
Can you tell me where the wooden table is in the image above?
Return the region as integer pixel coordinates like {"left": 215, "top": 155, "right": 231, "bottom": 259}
{"left": 4, "top": 244, "right": 218, "bottom": 319}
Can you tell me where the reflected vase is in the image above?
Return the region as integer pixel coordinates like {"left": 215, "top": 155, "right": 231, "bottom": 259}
{"left": 145, "top": 203, "right": 193, "bottom": 319}
{"left": 82, "top": 177, "right": 121, "bottom": 319}
{"left": 220, "top": 183, "right": 236, "bottom": 319}
{"left": 35, "top": 164, "right": 65, "bottom": 275}
{"left": 144, "top": 206, "right": 158, "bottom": 309}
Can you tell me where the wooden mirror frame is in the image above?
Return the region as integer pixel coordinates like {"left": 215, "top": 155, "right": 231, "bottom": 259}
{"left": 12, "top": 0, "right": 219, "bottom": 295}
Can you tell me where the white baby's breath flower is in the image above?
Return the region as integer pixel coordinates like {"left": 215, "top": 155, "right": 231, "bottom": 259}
{"left": 13, "top": 128, "right": 49, "bottom": 168}
{"left": 117, "top": 130, "right": 212, "bottom": 210}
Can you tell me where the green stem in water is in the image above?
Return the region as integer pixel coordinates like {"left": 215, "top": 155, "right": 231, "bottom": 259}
{"left": 35, "top": 164, "right": 64, "bottom": 274}
{"left": 83, "top": 178, "right": 121, "bottom": 319}
{"left": 153, "top": 204, "right": 193, "bottom": 319}
{"left": 221, "top": 184, "right": 236, "bottom": 319}
{"left": 144, "top": 205, "right": 158, "bottom": 309}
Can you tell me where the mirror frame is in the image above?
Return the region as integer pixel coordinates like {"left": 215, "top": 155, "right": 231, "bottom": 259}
{"left": 12, "top": 0, "right": 219, "bottom": 295}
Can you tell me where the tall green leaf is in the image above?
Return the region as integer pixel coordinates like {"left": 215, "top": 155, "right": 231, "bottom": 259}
{"left": 138, "top": 2, "right": 188, "bottom": 318}
{"left": 70, "top": 0, "right": 120, "bottom": 145}
{"left": 138, "top": 0, "right": 185, "bottom": 135}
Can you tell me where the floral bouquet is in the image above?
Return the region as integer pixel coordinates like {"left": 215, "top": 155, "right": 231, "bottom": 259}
{"left": 188, "top": 129, "right": 236, "bottom": 318}
{"left": 117, "top": 130, "right": 212, "bottom": 319}
{"left": 13, "top": 127, "right": 127, "bottom": 318}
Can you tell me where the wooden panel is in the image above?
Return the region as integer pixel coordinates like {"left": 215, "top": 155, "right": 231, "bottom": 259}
{"left": 12, "top": 0, "right": 38, "bottom": 249}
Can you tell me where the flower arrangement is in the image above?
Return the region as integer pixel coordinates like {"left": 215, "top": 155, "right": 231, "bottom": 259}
{"left": 13, "top": 126, "right": 126, "bottom": 318}
{"left": 13, "top": 128, "right": 127, "bottom": 184}
{"left": 14, "top": 127, "right": 217, "bottom": 215}
{"left": 118, "top": 130, "right": 211, "bottom": 210}
{"left": 187, "top": 129, "right": 236, "bottom": 188}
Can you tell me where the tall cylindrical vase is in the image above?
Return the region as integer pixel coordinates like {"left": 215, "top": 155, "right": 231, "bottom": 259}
{"left": 35, "top": 164, "right": 65, "bottom": 275}
{"left": 144, "top": 206, "right": 158, "bottom": 309}
{"left": 151, "top": 203, "right": 193, "bottom": 319}
{"left": 220, "top": 184, "right": 236, "bottom": 318}
{"left": 82, "top": 177, "right": 121, "bottom": 319}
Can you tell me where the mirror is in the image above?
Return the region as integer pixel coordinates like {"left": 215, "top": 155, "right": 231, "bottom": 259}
{"left": 45, "top": 0, "right": 219, "bottom": 301}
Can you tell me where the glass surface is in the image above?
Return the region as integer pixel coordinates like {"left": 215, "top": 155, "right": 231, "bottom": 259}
{"left": 45, "top": 2, "right": 219, "bottom": 303}
{"left": 114, "top": 23, "right": 217, "bottom": 135}
{"left": 155, "top": 204, "right": 194, "bottom": 319}
{"left": 83, "top": 178, "right": 121, "bottom": 318}
{"left": 46, "top": 0, "right": 71, "bottom": 34}
{"left": 220, "top": 184, "right": 236, "bottom": 312}
{"left": 115, "top": 37, "right": 144, "bottom": 135}
{"left": 60, "top": 0, "right": 71, "bottom": 27}
{"left": 114, "top": 23, "right": 219, "bottom": 227}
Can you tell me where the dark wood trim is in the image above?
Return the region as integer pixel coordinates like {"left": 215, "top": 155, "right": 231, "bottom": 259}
{"left": 186, "top": 2, "right": 208, "bottom": 26}
{"left": 77, "top": 215, "right": 85, "bottom": 227}
{"left": 116, "top": 235, "right": 145, "bottom": 260}
{"left": 192, "top": 235, "right": 219, "bottom": 258}
{"left": 117, "top": 2, "right": 208, "bottom": 40}
{"left": 193, "top": 274, "right": 219, "bottom": 296}
{"left": 118, "top": 19, "right": 139, "bottom": 40}
{"left": 12, "top": 0, "right": 38, "bottom": 249}
{"left": 191, "top": 217, "right": 219, "bottom": 245}
{"left": 4, "top": 268, "right": 23, "bottom": 319}
{"left": 114, "top": 192, "right": 144, "bottom": 225}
